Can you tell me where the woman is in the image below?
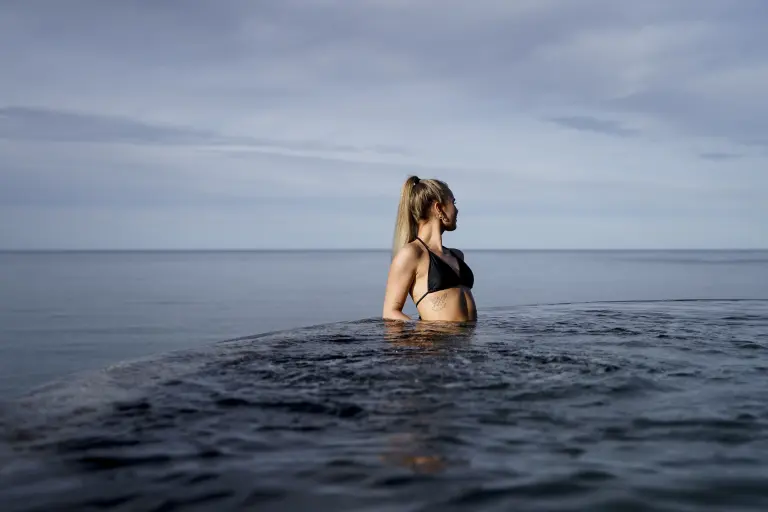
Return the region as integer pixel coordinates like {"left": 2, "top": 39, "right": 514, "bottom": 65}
{"left": 382, "top": 175, "right": 476, "bottom": 322}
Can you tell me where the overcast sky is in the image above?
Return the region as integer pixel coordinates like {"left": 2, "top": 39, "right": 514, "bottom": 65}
{"left": 1, "top": 0, "right": 766, "bottom": 249}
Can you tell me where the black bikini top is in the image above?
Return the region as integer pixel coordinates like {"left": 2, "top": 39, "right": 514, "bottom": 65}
{"left": 414, "top": 237, "right": 474, "bottom": 307}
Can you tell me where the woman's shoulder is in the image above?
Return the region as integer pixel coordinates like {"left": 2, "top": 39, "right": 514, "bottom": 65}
{"left": 392, "top": 241, "right": 424, "bottom": 266}
{"left": 448, "top": 247, "right": 465, "bottom": 260}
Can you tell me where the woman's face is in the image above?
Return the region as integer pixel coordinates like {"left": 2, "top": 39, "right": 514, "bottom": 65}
{"left": 439, "top": 194, "right": 458, "bottom": 231}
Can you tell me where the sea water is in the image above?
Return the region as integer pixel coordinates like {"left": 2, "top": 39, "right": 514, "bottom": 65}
{"left": 0, "top": 250, "right": 767, "bottom": 510}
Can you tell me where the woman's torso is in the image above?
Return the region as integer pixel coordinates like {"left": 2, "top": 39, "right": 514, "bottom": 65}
{"left": 410, "top": 238, "right": 477, "bottom": 322}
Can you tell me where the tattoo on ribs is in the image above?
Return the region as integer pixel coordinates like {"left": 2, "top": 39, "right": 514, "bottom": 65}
{"left": 431, "top": 293, "right": 448, "bottom": 311}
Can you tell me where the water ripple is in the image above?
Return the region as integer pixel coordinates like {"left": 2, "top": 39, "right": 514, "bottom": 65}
{"left": 1, "top": 300, "right": 767, "bottom": 511}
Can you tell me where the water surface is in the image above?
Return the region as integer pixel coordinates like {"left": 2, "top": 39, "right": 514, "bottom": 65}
{"left": 2, "top": 250, "right": 766, "bottom": 397}
{"left": 1, "top": 299, "right": 767, "bottom": 511}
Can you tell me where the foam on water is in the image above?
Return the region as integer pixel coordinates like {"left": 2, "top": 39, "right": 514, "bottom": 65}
{"left": 1, "top": 300, "right": 768, "bottom": 511}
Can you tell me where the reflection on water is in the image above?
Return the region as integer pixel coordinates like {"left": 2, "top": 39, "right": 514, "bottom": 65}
{"left": 383, "top": 319, "right": 477, "bottom": 348}
{"left": 381, "top": 320, "right": 477, "bottom": 474}
{"left": 381, "top": 432, "right": 452, "bottom": 474}
{"left": 2, "top": 301, "right": 768, "bottom": 511}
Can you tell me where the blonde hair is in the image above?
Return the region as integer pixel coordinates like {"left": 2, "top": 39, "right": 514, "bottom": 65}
{"left": 392, "top": 175, "right": 453, "bottom": 259}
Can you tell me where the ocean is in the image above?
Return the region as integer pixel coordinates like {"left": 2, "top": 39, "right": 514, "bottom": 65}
{"left": 1, "top": 250, "right": 767, "bottom": 511}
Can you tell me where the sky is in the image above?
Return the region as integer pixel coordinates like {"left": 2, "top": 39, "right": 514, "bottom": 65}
{"left": 1, "top": 0, "right": 767, "bottom": 249}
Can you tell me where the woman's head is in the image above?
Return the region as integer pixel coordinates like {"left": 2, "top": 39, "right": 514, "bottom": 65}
{"left": 392, "top": 175, "right": 457, "bottom": 258}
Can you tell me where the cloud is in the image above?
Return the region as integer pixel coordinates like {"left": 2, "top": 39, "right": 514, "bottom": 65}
{"left": 0, "top": 0, "right": 766, "bottom": 249}
{"left": 0, "top": 106, "right": 411, "bottom": 157}
{"left": 0, "top": 106, "right": 215, "bottom": 145}
{"left": 699, "top": 152, "right": 743, "bottom": 162}
{"left": 547, "top": 116, "right": 639, "bottom": 138}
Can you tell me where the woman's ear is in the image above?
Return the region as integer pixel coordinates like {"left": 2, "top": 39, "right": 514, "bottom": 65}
{"left": 433, "top": 201, "right": 447, "bottom": 223}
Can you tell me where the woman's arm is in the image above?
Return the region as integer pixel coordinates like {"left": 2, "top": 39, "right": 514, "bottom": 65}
{"left": 382, "top": 245, "right": 419, "bottom": 321}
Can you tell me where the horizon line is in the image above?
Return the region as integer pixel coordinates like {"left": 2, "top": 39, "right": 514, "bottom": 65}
{"left": 1, "top": 247, "right": 767, "bottom": 252}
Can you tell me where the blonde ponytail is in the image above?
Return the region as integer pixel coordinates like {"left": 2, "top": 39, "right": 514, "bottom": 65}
{"left": 392, "top": 175, "right": 420, "bottom": 259}
{"left": 391, "top": 175, "right": 453, "bottom": 259}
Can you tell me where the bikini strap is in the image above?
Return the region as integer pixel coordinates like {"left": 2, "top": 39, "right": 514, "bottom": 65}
{"left": 414, "top": 237, "right": 429, "bottom": 250}
{"left": 413, "top": 237, "right": 431, "bottom": 307}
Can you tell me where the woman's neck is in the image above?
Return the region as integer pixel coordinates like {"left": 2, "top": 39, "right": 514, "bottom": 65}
{"left": 416, "top": 221, "right": 445, "bottom": 253}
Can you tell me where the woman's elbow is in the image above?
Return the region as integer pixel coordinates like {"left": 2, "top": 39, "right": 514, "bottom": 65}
{"left": 382, "top": 308, "right": 411, "bottom": 321}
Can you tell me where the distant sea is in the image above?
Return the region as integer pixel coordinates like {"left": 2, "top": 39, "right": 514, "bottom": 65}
{"left": 2, "top": 250, "right": 768, "bottom": 511}
{"left": 1, "top": 249, "right": 766, "bottom": 398}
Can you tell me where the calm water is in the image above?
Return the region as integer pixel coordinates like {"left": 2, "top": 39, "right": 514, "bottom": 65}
{"left": 1, "top": 250, "right": 766, "bottom": 398}
{"left": 1, "top": 250, "right": 768, "bottom": 511}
